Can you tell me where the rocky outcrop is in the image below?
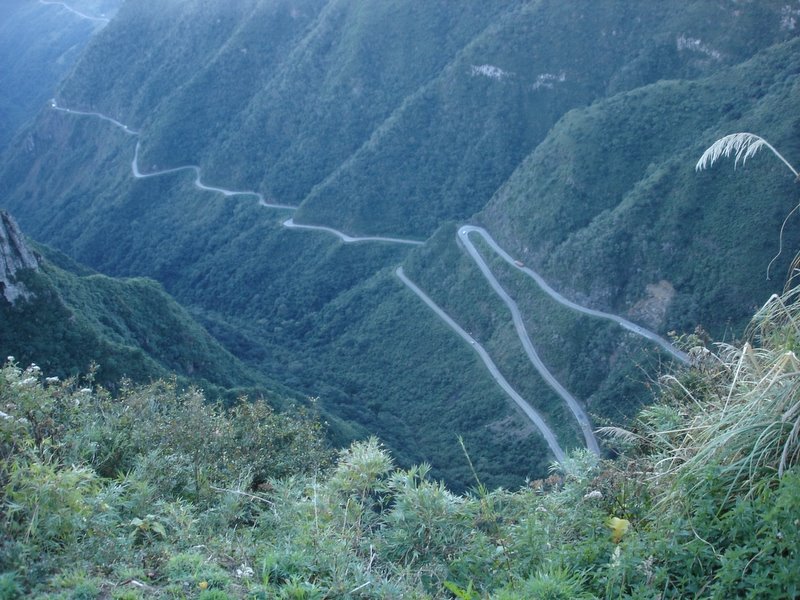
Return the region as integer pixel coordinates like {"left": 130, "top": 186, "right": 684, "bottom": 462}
{"left": 628, "top": 280, "right": 676, "bottom": 330}
{"left": 0, "top": 211, "right": 38, "bottom": 304}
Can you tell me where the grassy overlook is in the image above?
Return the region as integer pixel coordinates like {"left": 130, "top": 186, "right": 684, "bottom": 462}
{"left": 2, "top": 274, "right": 800, "bottom": 597}
{"left": 1, "top": 0, "right": 800, "bottom": 491}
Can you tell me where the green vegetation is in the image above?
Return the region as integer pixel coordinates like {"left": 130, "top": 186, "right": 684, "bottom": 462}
{"left": 0, "top": 363, "right": 330, "bottom": 598}
{"left": 1, "top": 0, "right": 799, "bottom": 490}
{"left": 0, "top": 250, "right": 292, "bottom": 404}
{"left": 480, "top": 37, "right": 800, "bottom": 337}
{"left": 3, "top": 279, "right": 800, "bottom": 596}
{"left": 1, "top": 4, "right": 798, "bottom": 594}
{"left": 0, "top": 0, "right": 120, "bottom": 149}
{"left": 306, "top": 268, "right": 555, "bottom": 490}
{"left": 294, "top": 0, "right": 798, "bottom": 238}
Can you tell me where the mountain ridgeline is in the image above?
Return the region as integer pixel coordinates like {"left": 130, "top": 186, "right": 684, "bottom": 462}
{"left": 1, "top": 0, "right": 799, "bottom": 490}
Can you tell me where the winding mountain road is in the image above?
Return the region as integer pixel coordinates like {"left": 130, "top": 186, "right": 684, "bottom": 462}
{"left": 51, "top": 101, "right": 426, "bottom": 234}
{"left": 38, "top": 0, "right": 110, "bottom": 24}
{"left": 51, "top": 98, "right": 571, "bottom": 460}
{"left": 457, "top": 225, "right": 689, "bottom": 454}
{"left": 396, "top": 267, "right": 566, "bottom": 462}
{"left": 52, "top": 100, "right": 299, "bottom": 211}
{"left": 460, "top": 226, "right": 689, "bottom": 365}
{"left": 283, "top": 219, "right": 423, "bottom": 245}
{"left": 50, "top": 101, "right": 137, "bottom": 134}
{"left": 50, "top": 100, "right": 688, "bottom": 463}
{"left": 130, "top": 142, "right": 296, "bottom": 209}
{"left": 459, "top": 227, "right": 601, "bottom": 453}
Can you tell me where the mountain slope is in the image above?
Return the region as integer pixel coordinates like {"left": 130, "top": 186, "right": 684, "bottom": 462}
{"left": 1, "top": 0, "right": 799, "bottom": 489}
{"left": 0, "top": 0, "right": 121, "bottom": 149}
{"left": 0, "top": 210, "right": 290, "bottom": 402}
{"left": 295, "top": 0, "right": 800, "bottom": 237}
{"left": 403, "top": 38, "right": 800, "bottom": 428}
{"left": 480, "top": 37, "right": 800, "bottom": 334}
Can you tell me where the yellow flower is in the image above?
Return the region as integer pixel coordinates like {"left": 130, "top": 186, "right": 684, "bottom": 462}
{"left": 607, "top": 517, "right": 630, "bottom": 543}
{"left": 198, "top": 581, "right": 209, "bottom": 590}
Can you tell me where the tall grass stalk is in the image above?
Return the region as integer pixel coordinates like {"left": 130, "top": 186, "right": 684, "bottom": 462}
{"left": 696, "top": 132, "right": 799, "bottom": 279}
{"left": 658, "top": 287, "right": 800, "bottom": 503}
{"left": 695, "top": 132, "right": 798, "bottom": 179}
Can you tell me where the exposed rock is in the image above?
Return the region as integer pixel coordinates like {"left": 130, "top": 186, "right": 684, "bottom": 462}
{"left": 628, "top": 280, "right": 676, "bottom": 330}
{"left": 0, "top": 211, "right": 38, "bottom": 304}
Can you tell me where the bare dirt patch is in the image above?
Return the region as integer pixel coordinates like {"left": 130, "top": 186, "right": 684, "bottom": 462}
{"left": 628, "top": 280, "right": 675, "bottom": 329}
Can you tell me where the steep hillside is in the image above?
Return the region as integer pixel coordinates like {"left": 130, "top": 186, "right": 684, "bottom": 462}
{"left": 410, "top": 38, "right": 800, "bottom": 424}
{"left": 0, "top": 210, "right": 290, "bottom": 402}
{"left": 42, "top": 0, "right": 799, "bottom": 237}
{"left": 295, "top": 0, "right": 800, "bottom": 237}
{"left": 480, "top": 38, "right": 800, "bottom": 335}
{"left": 0, "top": 0, "right": 120, "bottom": 149}
{"left": 1, "top": 0, "right": 798, "bottom": 490}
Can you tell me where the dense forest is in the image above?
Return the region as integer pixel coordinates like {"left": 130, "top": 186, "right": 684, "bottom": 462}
{"left": 1, "top": 1, "right": 800, "bottom": 596}
{"left": 1, "top": 0, "right": 799, "bottom": 491}
{"left": 2, "top": 277, "right": 800, "bottom": 596}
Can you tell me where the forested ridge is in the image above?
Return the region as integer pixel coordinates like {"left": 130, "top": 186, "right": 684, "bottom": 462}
{"left": 1, "top": 1, "right": 800, "bottom": 596}
{"left": 1, "top": 0, "right": 799, "bottom": 491}
{"left": 0, "top": 214, "right": 304, "bottom": 407}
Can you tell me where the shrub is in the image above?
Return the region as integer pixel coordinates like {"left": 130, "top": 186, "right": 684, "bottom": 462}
{"left": 491, "top": 567, "right": 595, "bottom": 600}
{"left": 0, "top": 573, "right": 21, "bottom": 600}
{"left": 4, "top": 453, "right": 101, "bottom": 550}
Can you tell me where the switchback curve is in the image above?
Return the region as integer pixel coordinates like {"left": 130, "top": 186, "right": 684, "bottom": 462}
{"left": 49, "top": 99, "right": 687, "bottom": 463}
{"left": 395, "top": 267, "right": 566, "bottom": 462}
{"left": 38, "top": 0, "right": 110, "bottom": 24}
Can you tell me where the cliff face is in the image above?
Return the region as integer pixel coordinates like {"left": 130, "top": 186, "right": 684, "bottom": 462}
{"left": 0, "top": 210, "right": 38, "bottom": 304}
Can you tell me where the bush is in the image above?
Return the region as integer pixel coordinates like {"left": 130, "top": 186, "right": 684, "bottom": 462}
{"left": 5, "top": 454, "right": 101, "bottom": 550}
{"left": 3, "top": 298, "right": 800, "bottom": 600}
{"left": 0, "top": 573, "right": 22, "bottom": 600}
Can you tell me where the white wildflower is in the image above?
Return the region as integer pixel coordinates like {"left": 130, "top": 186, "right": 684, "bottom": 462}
{"left": 583, "top": 490, "right": 603, "bottom": 500}
{"left": 45, "top": 376, "right": 60, "bottom": 384}
{"left": 695, "top": 132, "right": 771, "bottom": 172}
{"left": 611, "top": 545, "right": 622, "bottom": 568}
{"left": 235, "top": 565, "right": 254, "bottom": 579}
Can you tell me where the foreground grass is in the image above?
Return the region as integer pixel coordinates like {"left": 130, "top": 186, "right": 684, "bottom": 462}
{"left": 2, "top": 282, "right": 800, "bottom": 598}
